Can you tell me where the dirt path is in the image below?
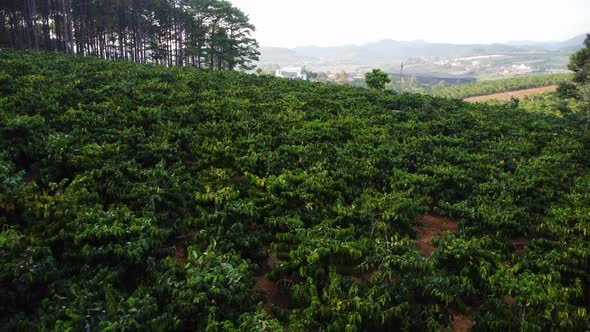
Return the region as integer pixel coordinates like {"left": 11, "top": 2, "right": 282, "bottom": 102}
{"left": 464, "top": 85, "right": 558, "bottom": 102}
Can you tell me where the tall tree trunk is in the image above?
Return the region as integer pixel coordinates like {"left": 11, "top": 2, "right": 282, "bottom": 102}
{"left": 167, "top": 9, "right": 172, "bottom": 67}
{"left": 60, "top": 0, "right": 73, "bottom": 53}
{"left": 24, "top": 0, "right": 39, "bottom": 49}
{"left": 0, "top": 8, "right": 5, "bottom": 47}
{"left": 210, "top": 29, "right": 215, "bottom": 69}
{"left": 54, "top": 11, "right": 63, "bottom": 51}
{"left": 135, "top": 8, "right": 139, "bottom": 62}
{"left": 22, "top": 1, "right": 31, "bottom": 48}
{"left": 79, "top": 0, "right": 87, "bottom": 56}
{"left": 32, "top": 0, "right": 39, "bottom": 49}
{"left": 8, "top": 3, "right": 18, "bottom": 49}
{"left": 42, "top": 0, "right": 51, "bottom": 51}
{"left": 137, "top": 0, "right": 144, "bottom": 63}
{"left": 174, "top": 17, "right": 178, "bottom": 66}
{"left": 117, "top": 4, "right": 124, "bottom": 59}
{"left": 197, "top": 40, "right": 201, "bottom": 68}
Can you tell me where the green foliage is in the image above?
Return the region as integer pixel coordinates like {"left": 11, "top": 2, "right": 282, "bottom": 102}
{"left": 365, "top": 69, "right": 391, "bottom": 90}
{"left": 1, "top": 49, "right": 589, "bottom": 331}
{"left": 431, "top": 74, "right": 573, "bottom": 99}
{"left": 1, "top": 0, "right": 259, "bottom": 70}
{"left": 556, "top": 82, "right": 580, "bottom": 99}
{"left": 568, "top": 34, "right": 590, "bottom": 84}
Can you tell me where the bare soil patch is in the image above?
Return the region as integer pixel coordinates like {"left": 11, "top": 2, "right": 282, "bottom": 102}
{"left": 511, "top": 224, "right": 538, "bottom": 256}
{"left": 352, "top": 271, "right": 376, "bottom": 284}
{"left": 464, "top": 85, "right": 558, "bottom": 102}
{"left": 503, "top": 295, "right": 516, "bottom": 307}
{"left": 252, "top": 246, "right": 289, "bottom": 312}
{"left": 452, "top": 313, "right": 475, "bottom": 332}
{"left": 414, "top": 216, "right": 472, "bottom": 329}
{"left": 413, "top": 215, "right": 458, "bottom": 256}
{"left": 175, "top": 245, "right": 188, "bottom": 263}
{"left": 511, "top": 239, "right": 529, "bottom": 257}
{"left": 449, "top": 308, "right": 475, "bottom": 332}
{"left": 174, "top": 230, "right": 197, "bottom": 263}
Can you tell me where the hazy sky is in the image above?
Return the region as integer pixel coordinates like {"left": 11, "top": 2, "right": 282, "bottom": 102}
{"left": 228, "top": 0, "right": 590, "bottom": 48}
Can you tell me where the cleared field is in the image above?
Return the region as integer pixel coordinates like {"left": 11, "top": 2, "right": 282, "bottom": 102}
{"left": 464, "top": 85, "right": 558, "bottom": 102}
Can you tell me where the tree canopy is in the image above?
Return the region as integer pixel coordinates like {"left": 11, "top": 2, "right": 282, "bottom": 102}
{"left": 0, "top": 0, "right": 260, "bottom": 70}
{"left": 558, "top": 34, "right": 590, "bottom": 130}
{"left": 568, "top": 34, "right": 590, "bottom": 84}
{"left": 365, "top": 68, "right": 391, "bottom": 90}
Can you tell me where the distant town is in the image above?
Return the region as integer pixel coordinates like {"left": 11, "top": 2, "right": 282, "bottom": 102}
{"left": 256, "top": 36, "right": 581, "bottom": 88}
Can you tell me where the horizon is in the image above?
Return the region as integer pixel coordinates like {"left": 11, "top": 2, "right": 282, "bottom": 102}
{"left": 259, "top": 33, "right": 588, "bottom": 50}
{"left": 228, "top": 0, "right": 590, "bottom": 49}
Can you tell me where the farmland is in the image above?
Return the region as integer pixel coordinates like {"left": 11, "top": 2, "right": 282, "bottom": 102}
{"left": 430, "top": 73, "right": 571, "bottom": 99}
{"left": 464, "top": 85, "right": 559, "bottom": 102}
{"left": 1, "top": 50, "right": 590, "bottom": 331}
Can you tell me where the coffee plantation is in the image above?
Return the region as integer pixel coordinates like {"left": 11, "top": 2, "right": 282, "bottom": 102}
{"left": 1, "top": 50, "right": 589, "bottom": 331}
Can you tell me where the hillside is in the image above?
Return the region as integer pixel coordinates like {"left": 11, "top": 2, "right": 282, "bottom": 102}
{"left": 276, "top": 40, "right": 524, "bottom": 62}
{"left": 1, "top": 50, "right": 590, "bottom": 331}
{"left": 257, "top": 35, "right": 585, "bottom": 78}
{"left": 463, "top": 86, "right": 559, "bottom": 103}
{"left": 506, "top": 34, "right": 588, "bottom": 52}
{"left": 430, "top": 73, "right": 572, "bottom": 99}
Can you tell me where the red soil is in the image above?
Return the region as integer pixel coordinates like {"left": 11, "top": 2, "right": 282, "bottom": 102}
{"left": 448, "top": 308, "right": 475, "bottom": 332}
{"left": 503, "top": 295, "right": 516, "bottom": 307}
{"left": 464, "top": 85, "right": 558, "bottom": 102}
{"left": 175, "top": 245, "right": 188, "bottom": 263}
{"left": 511, "top": 224, "right": 538, "bottom": 256}
{"left": 174, "top": 230, "right": 198, "bottom": 263}
{"left": 351, "top": 271, "right": 376, "bottom": 284}
{"left": 22, "top": 173, "right": 34, "bottom": 183}
{"left": 452, "top": 313, "right": 475, "bottom": 332}
{"left": 252, "top": 277, "right": 289, "bottom": 312}
{"left": 252, "top": 247, "right": 289, "bottom": 312}
{"left": 414, "top": 216, "right": 476, "bottom": 330}
{"left": 511, "top": 239, "right": 530, "bottom": 257}
{"left": 266, "top": 250, "right": 282, "bottom": 269}
{"left": 412, "top": 215, "right": 459, "bottom": 256}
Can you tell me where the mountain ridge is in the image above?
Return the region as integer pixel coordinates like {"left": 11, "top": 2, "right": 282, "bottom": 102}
{"left": 259, "top": 33, "right": 587, "bottom": 67}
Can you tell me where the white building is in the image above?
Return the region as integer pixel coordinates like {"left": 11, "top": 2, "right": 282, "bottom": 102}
{"left": 512, "top": 64, "right": 532, "bottom": 73}
{"left": 275, "top": 67, "right": 307, "bottom": 80}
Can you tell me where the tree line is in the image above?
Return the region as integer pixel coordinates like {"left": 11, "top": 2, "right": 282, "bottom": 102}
{"left": 0, "top": 0, "right": 259, "bottom": 70}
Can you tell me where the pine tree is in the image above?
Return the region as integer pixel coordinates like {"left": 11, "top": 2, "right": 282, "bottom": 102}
{"left": 0, "top": 0, "right": 259, "bottom": 70}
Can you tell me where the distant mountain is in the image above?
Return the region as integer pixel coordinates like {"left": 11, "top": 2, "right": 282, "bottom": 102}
{"left": 259, "top": 34, "right": 587, "bottom": 67}
{"left": 258, "top": 47, "right": 319, "bottom": 66}
{"left": 506, "top": 34, "right": 587, "bottom": 52}
{"left": 295, "top": 40, "right": 523, "bottom": 61}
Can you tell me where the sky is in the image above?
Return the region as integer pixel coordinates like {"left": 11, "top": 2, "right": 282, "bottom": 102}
{"left": 228, "top": 0, "right": 590, "bottom": 48}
